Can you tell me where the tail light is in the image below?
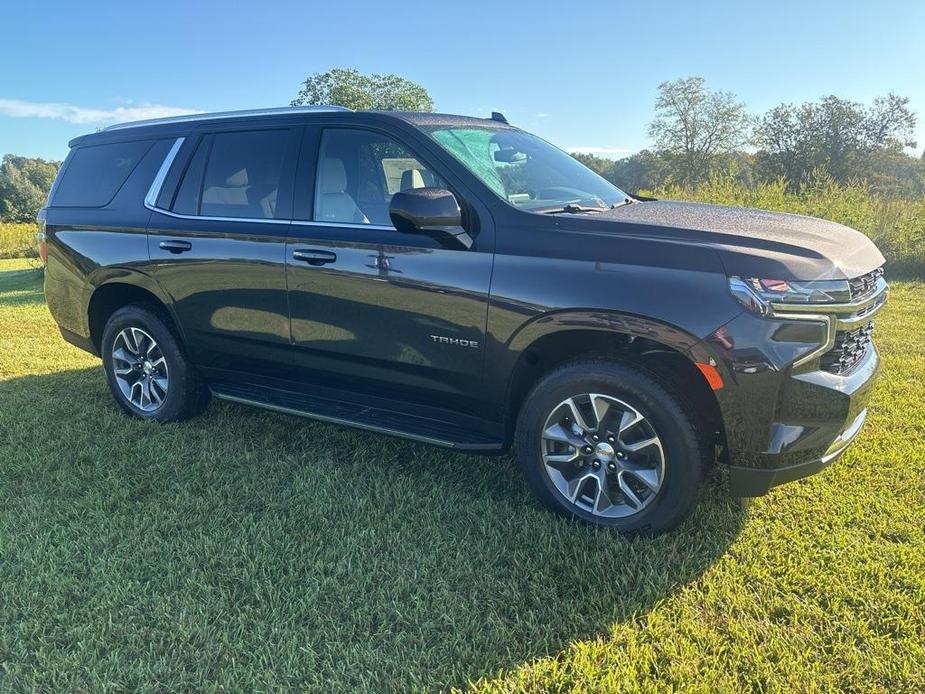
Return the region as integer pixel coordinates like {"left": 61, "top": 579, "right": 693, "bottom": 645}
{"left": 36, "top": 209, "right": 48, "bottom": 265}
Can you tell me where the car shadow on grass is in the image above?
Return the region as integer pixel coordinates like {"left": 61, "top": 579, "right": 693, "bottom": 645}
{"left": 0, "top": 265, "right": 44, "bottom": 306}
{"left": 0, "top": 366, "right": 746, "bottom": 692}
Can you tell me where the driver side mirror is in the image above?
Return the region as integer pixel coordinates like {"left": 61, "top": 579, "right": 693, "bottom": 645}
{"left": 389, "top": 188, "right": 473, "bottom": 250}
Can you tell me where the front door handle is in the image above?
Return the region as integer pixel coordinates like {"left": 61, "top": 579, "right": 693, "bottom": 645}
{"left": 159, "top": 240, "right": 192, "bottom": 254}
{"left": 292, "top": 249, "right": 337, "bottom": 266}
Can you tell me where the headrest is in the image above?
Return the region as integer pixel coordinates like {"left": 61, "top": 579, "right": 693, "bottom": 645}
{"left": 320, "top": 158, "right": 347, "bottom": 193}
{"left": 225, "top": 168, "right": 249, "bottom": 187}
{"left": 400, "top": 168, "right": 425, "bottom": 191}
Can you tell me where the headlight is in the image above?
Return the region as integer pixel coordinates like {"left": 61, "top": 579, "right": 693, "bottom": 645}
{"left": 728, "top": 277, "right": 851, "bottom": 315}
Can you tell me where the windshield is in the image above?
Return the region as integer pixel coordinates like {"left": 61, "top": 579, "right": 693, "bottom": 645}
{"left": 424, "top": 126, "right": 629, "bottom": 212}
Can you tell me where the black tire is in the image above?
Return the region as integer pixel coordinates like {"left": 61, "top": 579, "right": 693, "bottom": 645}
{"left": 515, "top": 359, "right": 706, "bottom": 533}
{"left": 101, "top": 304, "right": 210, "bottom": 422}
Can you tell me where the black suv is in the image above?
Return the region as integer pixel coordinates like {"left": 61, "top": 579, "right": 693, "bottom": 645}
{"left": 39, "top": 106, "right": 888, "bottom": 532}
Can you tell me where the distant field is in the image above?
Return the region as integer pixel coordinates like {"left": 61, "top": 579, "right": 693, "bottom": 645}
{"left": 646, "top": 177, "right": 925, "bottom": 276}
{"left": 0, "top": 259, "right": 923, "bottom": 691}
{"left": 0, "top": 222, "right": 38, "bottom": 260}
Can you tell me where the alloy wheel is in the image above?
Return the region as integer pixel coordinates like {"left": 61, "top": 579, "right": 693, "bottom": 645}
{"left": 111, "top": 327, "right": 169, "bottom": 412}
{"left": 540, "top": 393, "right": 666, "bottom": 518}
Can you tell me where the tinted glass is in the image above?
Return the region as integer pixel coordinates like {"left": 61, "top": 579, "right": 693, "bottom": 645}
{"left": 52, "top": 140, "right": 152, "bottom": 207}
{"left": 425, "top": 126, "right": 628, "bottom": 211}
{"left": 171, "top": 136, "right": 210, "bottom": 215}
{"left": 199, "top": 130, "right": 288, "bottom": 219}
{"left": 313, "top": 129, "right": 445, "bottom": 226}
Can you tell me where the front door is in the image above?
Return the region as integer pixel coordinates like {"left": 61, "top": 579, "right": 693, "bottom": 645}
{"left": 147, "top": 126, "right": 299, "bottom": 378}
{"left": 285, "top": 126, "right": 494, "bottom": 412}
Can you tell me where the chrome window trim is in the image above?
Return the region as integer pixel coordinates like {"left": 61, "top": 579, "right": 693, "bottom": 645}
{"left": 105, "top": 105, "right": 351, "bottom": 132}
{"left": 144, "top": 205, "right": 292, "bottom": 225}
{"left": 291, "top": 220, "right": 396, "bottom": 232}
{"left": 146, "top": 206, "right": 396, "bottom": 232}
{"left": 143, "top": 138, "right": 397, "bottom": 231}
{"left": 144, "top": 137, "right": 185, "bottom": 209}
{"left": 143, "top": 135, "right": 289, "bottom": 225}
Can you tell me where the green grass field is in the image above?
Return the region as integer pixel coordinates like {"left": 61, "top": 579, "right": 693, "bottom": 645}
{"left": 0, "top": 257, "right": 923, "bottom": 692}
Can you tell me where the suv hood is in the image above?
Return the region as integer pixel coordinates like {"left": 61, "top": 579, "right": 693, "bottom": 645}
{"left": 588, "top": 200, "right": 885, "bottom": 280}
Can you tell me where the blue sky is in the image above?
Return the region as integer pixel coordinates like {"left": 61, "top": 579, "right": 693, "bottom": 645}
{"left": 2, "top": 0, "right": 924, "bottom": 161}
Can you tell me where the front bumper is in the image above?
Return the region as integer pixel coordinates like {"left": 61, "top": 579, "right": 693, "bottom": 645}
{"left": 728, "top": 407, "right": 868, "bottom": 496}
{"left": 706, "top": 276, "right": 886, "bottom": 496}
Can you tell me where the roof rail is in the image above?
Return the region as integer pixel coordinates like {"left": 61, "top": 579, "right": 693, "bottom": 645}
{"left": 103, "top": 105, "right": 353, "bottom": 132}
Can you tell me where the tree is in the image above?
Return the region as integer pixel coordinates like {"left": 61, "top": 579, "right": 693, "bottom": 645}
{"left": 609, "top": 150, "right": 670, "bottom": 193}
{"left": 0, "top": 155, "right": 59, "bottom": 222}
{"left": 570, "top": 153, "right": 614, "bottom": 178}
{"left": 648, "top": 77, "right": 749, "bottom": 188}
{"left": 754, "top": 93, "right": 918, "bottom": 190}
{"left": 291, "top": 68, "right": 434, "bottom": 112}
{"left": 865, "top": 94, "right": 917, "bottom": 149}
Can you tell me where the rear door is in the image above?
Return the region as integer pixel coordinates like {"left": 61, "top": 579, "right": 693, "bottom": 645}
{"left": 146, "top": 125, "right": 299, "bottom": 378}
{"left": 285, "top": 125, "right": 495, "bottom": 412}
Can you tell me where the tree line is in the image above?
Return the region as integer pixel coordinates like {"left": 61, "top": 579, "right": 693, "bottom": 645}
{"left": 2, "top": 70, "right": 922, "bottom": 223}
{"left": 576, "top": 77, "right": 923, "bottom": 197}
{"left": 0, "top": 155, "right": 59, "bottom": 222}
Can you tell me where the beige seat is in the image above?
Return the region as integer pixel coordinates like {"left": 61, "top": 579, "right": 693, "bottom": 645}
{"left": 400, "top": 168, "right": 426, "bottom": 191}
{"left": 202, "top": 168, "right": 250, "bottom": 209}
{"left": 316, "top": 158, "right": 369, "bottom": 224}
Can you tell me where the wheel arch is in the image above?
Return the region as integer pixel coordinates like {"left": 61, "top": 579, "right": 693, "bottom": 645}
{"left": 87, "top": 273, "right": 183, "bottom": 355}
{"left": 502, "top": 311, "right": 726, "bottom": 453}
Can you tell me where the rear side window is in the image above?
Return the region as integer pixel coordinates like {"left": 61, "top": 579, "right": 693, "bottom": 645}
{"left": 171, "top": 137, "right": 211, "bottom": 216}
{"left": 52, "top": 141, "right": 152, "bottom": 207}
{"left": 172, "top": 129, "right": 288, "bottom": 219}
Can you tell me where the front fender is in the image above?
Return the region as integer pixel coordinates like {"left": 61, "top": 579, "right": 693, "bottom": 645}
{"left": 481, "top": 243, "right": 739, "bottom": 416}
{"left": 505, "top": 308, "right": 705, "bottom": 357}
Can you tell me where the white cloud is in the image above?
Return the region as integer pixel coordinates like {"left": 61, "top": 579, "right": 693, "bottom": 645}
{"left": 567, "top": 145, "right": 630, "bottom": 157}
{"left": 0, "top": 98, "right": 201, "bottom": 125}
{"left": 535, "top": 112, "right": 551, "bottom": 118}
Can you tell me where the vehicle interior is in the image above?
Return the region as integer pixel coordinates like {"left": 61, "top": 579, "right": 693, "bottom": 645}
{"left": 313, "top": 129, "right": 444, "bottom": 225}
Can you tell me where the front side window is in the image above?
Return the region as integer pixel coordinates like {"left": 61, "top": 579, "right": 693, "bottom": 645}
{"left": 313, "top": 129, "right": 446, "bottom": 226}
{"left": 173, "top": 129, "right": 288, "bottom": 219}
{"left": 424, "top": 126, "right": 628, "bottom": 212}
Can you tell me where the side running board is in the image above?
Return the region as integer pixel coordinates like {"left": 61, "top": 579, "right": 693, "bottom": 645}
{"left": 210, "top": 381, "right": 505, "bottom": 452}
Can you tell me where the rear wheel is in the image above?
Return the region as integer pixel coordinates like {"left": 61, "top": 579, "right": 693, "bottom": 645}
{"left": 101, "top": 305, "right": 209, "bottom": 422}
{"left": 515, "top": 360, "right": 706, "bottom": 533}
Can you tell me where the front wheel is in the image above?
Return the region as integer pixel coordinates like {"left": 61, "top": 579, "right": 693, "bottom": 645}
{"left": 515, "top": 360, "right": 706, "bottom": 533}
{"left": 101, "top": 305, "right": 210, "bottom": 422}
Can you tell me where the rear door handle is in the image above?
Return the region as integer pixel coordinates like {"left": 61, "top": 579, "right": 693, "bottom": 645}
{"left": 292, "top": 249, "right": 337, "bottom": 266}
{"left": 159, "top": 240, "right": 192, "bottom": 254}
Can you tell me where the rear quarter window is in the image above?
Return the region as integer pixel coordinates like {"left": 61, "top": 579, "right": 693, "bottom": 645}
{"left": 52, "top": 140, "right": 152, "bottom": 207}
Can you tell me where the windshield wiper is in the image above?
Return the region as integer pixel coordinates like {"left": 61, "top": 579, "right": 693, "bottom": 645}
{"left": 610, "top": 197, "right": 636, "bottom": 209}
{"left": 540, "top": 197, "right": 638, "bottom": 214}
{"left": 540, "top": 203, "right": 607, "bottom": 215}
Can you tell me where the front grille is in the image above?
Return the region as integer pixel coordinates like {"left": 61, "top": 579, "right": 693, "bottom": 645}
{"left": 848, "top": 267, "right": 884, "bottom": 301}
{"left": 820, "top": 322, "right": 874, "bottom": 374}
